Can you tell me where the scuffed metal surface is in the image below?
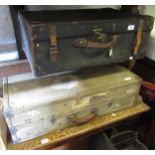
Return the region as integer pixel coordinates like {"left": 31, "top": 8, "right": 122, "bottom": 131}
{"left": 3, "top": 65, "right": 141, "bottom": 143}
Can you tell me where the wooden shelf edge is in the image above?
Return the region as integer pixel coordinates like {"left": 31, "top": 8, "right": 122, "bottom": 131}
{"left": 0, "top": 60, "right": 31, "bottom": 77}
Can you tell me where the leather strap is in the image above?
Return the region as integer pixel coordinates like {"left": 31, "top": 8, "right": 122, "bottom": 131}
{"left": 128, "top": 20, "right": 144, "bottom": 70}
{"left": 50, "top": 26, "right": 58, "bottom": 63}
{"left": 133, "top": 20, "right": 144, "bottom": 55}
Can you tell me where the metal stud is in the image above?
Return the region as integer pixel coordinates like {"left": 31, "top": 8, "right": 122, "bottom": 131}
{"left": 109, "top": 48, "right": 113, "bottom": 57}
{"left": 36, "top": 43, "right": 40, "bottom": 47}
{"left": 129, "top": 56, "right": 133, "bottom": 60}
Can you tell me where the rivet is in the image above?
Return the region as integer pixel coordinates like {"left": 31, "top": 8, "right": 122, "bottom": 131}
{"left": 36, "top": 43, "right": 39, "bottom": 47}
{"left": 129, "top": 56, "right": 133, "bottom": 60}
{"left": 109, "top": 49, "right": 113, "bottom": 57}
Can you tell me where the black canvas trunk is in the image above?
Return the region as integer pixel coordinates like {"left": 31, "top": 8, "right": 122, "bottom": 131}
{"left": 18, "top": 8, "right": 154, "bottom": 77}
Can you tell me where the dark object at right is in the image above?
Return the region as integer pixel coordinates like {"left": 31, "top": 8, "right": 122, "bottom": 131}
{"left": 92, "top": 131, "right": 148, "bottom": 150}
{"left": 18, "top": 8, "right": 154, "bottom": 77}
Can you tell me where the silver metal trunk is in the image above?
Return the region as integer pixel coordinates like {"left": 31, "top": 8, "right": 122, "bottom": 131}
{"left": 3, "top": 65, "right": 141, "bottom": 143}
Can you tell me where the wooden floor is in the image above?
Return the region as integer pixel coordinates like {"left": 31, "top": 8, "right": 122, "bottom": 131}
{"left": 7, "top": 102, "right": 150, "bottom": 150}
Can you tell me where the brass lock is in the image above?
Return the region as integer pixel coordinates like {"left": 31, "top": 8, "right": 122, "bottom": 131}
{"left": 92, "top": 28, "right": 107, "bottom": 42}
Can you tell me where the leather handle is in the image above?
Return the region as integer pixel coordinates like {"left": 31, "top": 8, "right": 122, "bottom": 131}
{"left": 74, "top": 35, "right": 118, "bottom": 49}
{"left": 68, "top": 113, "right": 96, "bottom": 125}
